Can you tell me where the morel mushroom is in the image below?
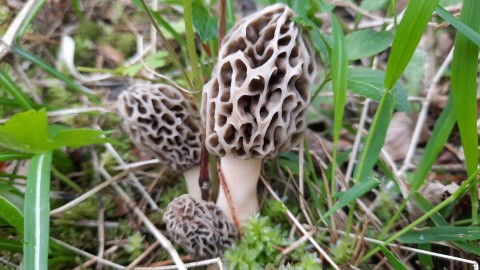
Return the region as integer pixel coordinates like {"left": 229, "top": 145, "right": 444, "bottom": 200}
{"left": 118, "top": 83, "right": 203, "bottom": 199}
{"left": 202, "top": 4, "right": 316, "bottom": 222}
{"left": 163, "top": 194, "right": 238, "bottom": 258}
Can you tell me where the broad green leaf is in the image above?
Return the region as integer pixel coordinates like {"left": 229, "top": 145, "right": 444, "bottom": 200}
{"left": 378, "top": 245, "right": 408, "bottom": 270}
{"left": 398, "top": 226, "right": 480, "bottom": 243}
{"left": 0, "top": 70, "right": 36, "bottom": 110}
{"left": 347, "top": 67, "right": 410, "bottom": 112}
{"left": 436, "top": 5, "right": 480, "bottom": 48}
{"left": 0, "top": 109, "right": 113, "bottom": 153}
{"left": 24, "top": 152, "right": 52, "bottom": 270}
{"left": 385, "top": 0, "right": 439, "bottom": 90}
{"left": 192, "top": 2, "right": 218, "bottom": 42}
{"left": 345, "top": 29, "right": 393, "bottom": 60}
{"left": 0, "top": 195, "right": 24, "bottom": 234}
{"left": 144, "top": 51, "right": 169, "bottom": 69}
{"left": 322, "top": 177, "right": 381, "bottom": 220}
{"left": 411, "top": 97, "right": 455, "bottom": 190}
{"left": 0, "top": 238, "right": 23, "bottom": 253}
{"left": 0, "top": 109, "right": 49, "bottom": 153}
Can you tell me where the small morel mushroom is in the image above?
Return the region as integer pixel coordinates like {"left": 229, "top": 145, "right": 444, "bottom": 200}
{"left": 202, "top": 4, "right": 316, "bottom": 223}
{"left": 163, "top": 194, "right": 238, "bottom": 258}
{"left": 118, "top": 83, "right": 203, "bottom": 199}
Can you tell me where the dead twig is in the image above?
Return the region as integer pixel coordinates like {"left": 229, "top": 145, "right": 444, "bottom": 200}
{"left": 217, "top": 162, "right": 242, "bottom": 236}
{"left": 0, "top": 0, "right": 37, "bottom": 61}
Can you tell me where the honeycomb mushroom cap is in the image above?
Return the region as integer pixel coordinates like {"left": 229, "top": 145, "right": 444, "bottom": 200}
{"left": 202, "top": 4, "right": 316, "bottom": 160}
{"left": 118, "top": 83, "right": 202, "bottom": 171}
{"left": 163, "top": 195, "right": 238, "bottom": 258}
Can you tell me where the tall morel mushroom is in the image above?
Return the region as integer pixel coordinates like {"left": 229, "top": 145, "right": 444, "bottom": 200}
{"left": 163, "top": 194, "right": 238, "bottom": 258}
{"left": 118, "top": 83, "right": 203, "bottom": 199}
{"left": 202, "top": 4, "right": 316, "bottom": 222}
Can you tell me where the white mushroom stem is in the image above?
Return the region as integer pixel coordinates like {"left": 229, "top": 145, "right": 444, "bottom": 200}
{"left": 216, "top": 153, "right": 262, "bottom": 224}
{"left": 182, "top": 166, "right": 202, "bottom": 200}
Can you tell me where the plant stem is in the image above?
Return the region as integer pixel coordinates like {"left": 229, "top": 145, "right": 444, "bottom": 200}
{"left": 139, "top": 0, "right": 194, "bottom": 90}
{"left": 182, "top": 0, "right": 202, "bottom": 93}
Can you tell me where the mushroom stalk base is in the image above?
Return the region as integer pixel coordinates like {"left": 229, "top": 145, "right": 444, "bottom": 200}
{"left": 216, "top": 153, "right": 262, "bottom": 224}
{"left": 183, "top": 166, "right": 201, "bottom": 200}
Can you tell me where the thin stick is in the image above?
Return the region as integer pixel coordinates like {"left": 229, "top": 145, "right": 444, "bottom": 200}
{"left": 217, "top": 162, "right": 242, "bottom": 235}
{"left": 51, "top": 238, "right": 124, "bottom": 270}
{"left": 280, "top": 228, "right": 316, "bottom": 255}
{"left": 0, "top": 0, "right": 37, "bottom": 61}
{"left": 104, "top": 143, "right": 158, "bottom": 209}
{"left": 73, "top": 245, "right": 118, "bottom": 270}
{"left": 218, "top": 0, "right": 227, "bottom": 49}
{"left": 260, "top": 176, "right": 340, "bottom": 270}
{"left": 99, "top": 168, "right": 187, "bottom": 270}
{"left": 298, "top": 139, "right": 313, "bottom": 226}
{"left": 399, "top": 48, "right": 454, "bottom": 176}
{"left": 135, "top": 257, "right": 224, "bottom": 269}
{"left": 50, "top": 164, "right": 151, "bottom": 216}
{"left": 199, "top": 130, "right": 211, "bottom": 200}
{"left": 125, "top": 242, "right": 160, "bottom": 270}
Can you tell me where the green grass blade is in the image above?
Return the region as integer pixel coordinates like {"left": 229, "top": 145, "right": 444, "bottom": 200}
{"left": 151, "top": 11, "right": 187, "bottom": 47}
{"left": 71, "top": 0, "right": 84, "bottom": 21}
{"left": 322, "top": 177, "right": 380, "bottom": 220}
{"left": 330, "top": 15, "right": 348, "bottom": 197}
{"left": 411, "top": 97, "right": 455, "bottom": 190}
{"left": 450, "top": 0, "right": 480, "bottom": 224}
{"left": 12, "top": 46, "right": 98, "bottom": 102}
{"left": 0, "top": 70, "right": 36, "bottom": 110}
{"left": 0, "top": 97, "right": 20, "bottom": 107}
{"left": 0, "top": 152, "right": 33, "bottom": 162}
{"left": 378, "top": 245, "right": 408, "bottom": 270}
{"left": 16, "top": 0, "right": 46, "bottom": 41}
{"left": 435, "top": 5, "right": 480, "bottom": 47}
{"left": 183, "top": 0, "right": 203, "bottom": 93}
{"left": 353, "top": 90, "right": 395, "bottom": 182}
{"left": 0, "top": 238, "right": 23, "bottom": 253}
{"left": 364, "top": 168, "right": 480, "bottom": 261}
{"left": 384, "top": 0, "right": 439, "bottom": 89}
{"left": 0, "top": 195, "right": 24, "bottom": 234}
{"left": 24, "top": 151, "right": 53, "bottom": 270}
{"left": 414, "top": 193, "right": 480, "bottom": 256}
{"left": 398, "top": 226, "right": 480, "bottom": 243}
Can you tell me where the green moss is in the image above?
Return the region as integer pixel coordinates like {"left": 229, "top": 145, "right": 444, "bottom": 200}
{"left": 99, "top": 32, "right": 137, "bottom": 58}
{"left": 76, "top": 21, "right": 104, "bottom": 41}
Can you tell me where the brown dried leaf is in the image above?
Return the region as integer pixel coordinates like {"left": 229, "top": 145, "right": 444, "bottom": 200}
{"left": 384, "top": 112, "right": 429, "bottom": 161}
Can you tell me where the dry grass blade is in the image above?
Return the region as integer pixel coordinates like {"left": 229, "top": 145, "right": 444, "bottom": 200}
{"left": 98, "top": 167, "right": 187, "bottom": 270}
{"left": 0, "top": 0, "right": 37, "bottom": 60}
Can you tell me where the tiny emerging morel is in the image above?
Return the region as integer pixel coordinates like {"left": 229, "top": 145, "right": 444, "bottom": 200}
{"left": 163, "top": 195, "right": 238, "bottom": 258}
{"left": 202, "top": 4, "right": 316, "bottom": 223}
{"left": 118, "top": 83, "right": 203, "bottom": 199}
